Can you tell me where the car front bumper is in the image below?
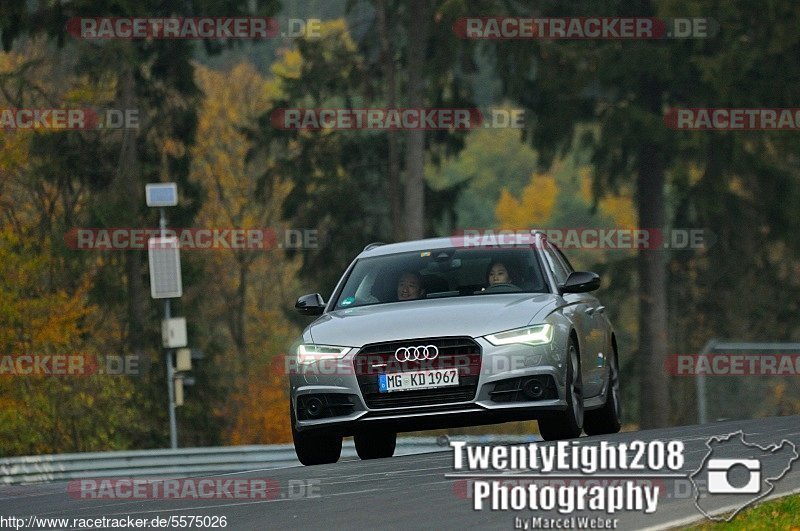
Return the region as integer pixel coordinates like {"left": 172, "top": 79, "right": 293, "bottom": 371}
{"left": 288, "top": 337, "right": 571, "bottom": 435}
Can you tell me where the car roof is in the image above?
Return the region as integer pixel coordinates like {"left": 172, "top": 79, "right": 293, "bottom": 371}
{"left": 358, "top": 233, "right": 546, "bottom": 258}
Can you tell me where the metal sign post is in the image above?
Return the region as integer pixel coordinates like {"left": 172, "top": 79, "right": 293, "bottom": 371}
{"left": 146, "top": 183, "right": 182, "bottom": 449}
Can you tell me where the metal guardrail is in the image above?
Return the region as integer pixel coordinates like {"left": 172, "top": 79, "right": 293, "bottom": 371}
{"left": 695, "top": 339, "right": 800, "bottom": 424}
{"left": 0, "top": 435, "right": 538, "bottom": 485}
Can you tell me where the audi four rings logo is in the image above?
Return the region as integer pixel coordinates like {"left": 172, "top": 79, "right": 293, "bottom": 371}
{"left": 395, "top": 345, "right": 439, "bottom": 362}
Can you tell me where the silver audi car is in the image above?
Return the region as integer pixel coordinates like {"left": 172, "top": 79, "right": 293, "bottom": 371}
{"left": 288, "top": 233, "right": 621, "bottom": 465}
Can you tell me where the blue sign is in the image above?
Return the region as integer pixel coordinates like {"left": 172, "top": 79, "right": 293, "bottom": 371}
{"left": 145, "top": 183, "right": 178, "bottom": 207}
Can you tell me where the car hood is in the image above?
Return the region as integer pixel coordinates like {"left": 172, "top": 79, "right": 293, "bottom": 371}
{"left": 306, "top": 293, "right": 558, "bottom": 347}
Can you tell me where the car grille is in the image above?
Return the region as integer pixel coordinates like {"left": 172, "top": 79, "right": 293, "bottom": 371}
{"left": 353, "top": 337, "right": 481, "bottom": 409}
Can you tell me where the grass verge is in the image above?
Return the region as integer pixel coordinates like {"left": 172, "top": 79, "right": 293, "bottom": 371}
{"left": 688, "top": 493, "right": 800, "bottom": 530}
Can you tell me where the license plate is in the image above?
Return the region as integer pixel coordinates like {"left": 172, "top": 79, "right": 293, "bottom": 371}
{"left": 378, "top": 369, "right": 459, "bottom": 393}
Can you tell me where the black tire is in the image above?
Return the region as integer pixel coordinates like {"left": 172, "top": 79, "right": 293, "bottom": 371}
{"left": 538, "top": 336, "right": 583, "bottom": 441}
{"left": 354, "top": 428, "right": 397, "bottom": 460}
{"left": 583, "top": 345, "right": 622, "bottom": 436}
{"left": 291, "top": 403, "right": 342, "bottom": 466}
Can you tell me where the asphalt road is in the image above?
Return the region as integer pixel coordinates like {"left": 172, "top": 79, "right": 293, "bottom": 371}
{"left": 1, "top": 416, "right": 799, "bottom": 530}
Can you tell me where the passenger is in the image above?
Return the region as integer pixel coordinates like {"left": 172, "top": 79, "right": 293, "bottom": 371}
{"left": 397, "top": 271, "right": 426, "bottom": 301}
{"left": 486, "top": 260, "right": 513, "bottom": 287}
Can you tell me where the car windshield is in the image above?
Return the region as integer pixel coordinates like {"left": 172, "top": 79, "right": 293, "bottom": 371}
{"left": 333, "top": 247, "right": 549, "bottom": 309}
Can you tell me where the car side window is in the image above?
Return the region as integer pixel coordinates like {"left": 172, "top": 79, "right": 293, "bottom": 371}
{"left": 542, "top": 242, "right": 569, "bottom": 285}
{"left": 552, "top": 244, "right": 574, "bottom": 276}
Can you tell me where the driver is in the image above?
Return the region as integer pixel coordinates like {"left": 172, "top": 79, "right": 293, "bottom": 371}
{"left": 397, "top": 271, "right": 426, "bottom": 301}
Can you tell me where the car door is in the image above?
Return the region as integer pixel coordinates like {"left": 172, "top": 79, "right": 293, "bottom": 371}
{"left": 543, "top": 242, "right": 605, "bottom": 398}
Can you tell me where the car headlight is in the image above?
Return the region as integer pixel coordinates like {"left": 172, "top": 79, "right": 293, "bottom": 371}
{"left": 296, "top": 344, "right": 353, "bottom": 364}
{"left": 484, "top": 324, "right": 554, "bottom": 346}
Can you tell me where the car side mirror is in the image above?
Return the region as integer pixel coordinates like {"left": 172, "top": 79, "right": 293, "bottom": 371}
{"left": 295, "top": 293, "right": 326, "bottom": 315}
{"left": 560, "top": 271, "right": 601, "bottom": 293}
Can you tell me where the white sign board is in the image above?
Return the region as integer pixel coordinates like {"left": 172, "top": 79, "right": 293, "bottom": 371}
{"left": 148, "top": 236, "right": 182, "bottom": 298}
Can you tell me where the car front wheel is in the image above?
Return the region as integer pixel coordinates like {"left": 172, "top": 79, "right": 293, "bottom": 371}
{"left": 538, "top": 336, "right": 583, "bottom": 441}
{"left": 291, "top": 403, "right": 342, "bottom": 466}
{"left": 583, "top": 345, "right": 622, "bottom": 436}
{"left": 354, "top": 428, "right": 397, "bottom": 460}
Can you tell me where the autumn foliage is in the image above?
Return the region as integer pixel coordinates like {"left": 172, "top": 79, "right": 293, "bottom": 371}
{"left": 225, "top": 370, "right": 292, "bottom": 445}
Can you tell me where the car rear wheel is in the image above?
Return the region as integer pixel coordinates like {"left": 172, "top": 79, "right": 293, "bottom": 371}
{"left": 354, "top": 429, "right": 397, "bottom": 460}
{"left": 291, "top": 403, "right": 342, "bottom": 465}
{"left": 538, "top": 337, "right": 583, "bottom": 441}
{"left": 583, "top": 345, "right": 622, "bottom": 436}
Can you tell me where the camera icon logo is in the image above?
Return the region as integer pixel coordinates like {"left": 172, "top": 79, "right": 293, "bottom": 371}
{"left": 706, "top": 458, "right": 760, "bottom": 494}
{"left": 689, "top": 431, "right": 798, "bottom": 522}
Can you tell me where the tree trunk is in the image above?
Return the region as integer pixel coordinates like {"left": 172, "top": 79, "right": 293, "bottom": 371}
{"left": 236, "top": 260, "right": 249, "bottom": 378}
{"left": 636, "top": 142, "right": 669, "bottom": 428}
{"left": 403, "top": 0, "right": 427, "bottom": 240}
{"left": 376, "top": 0, "right": 403, "bottom": 240}
{"left": 119, "top": 66, "right": 146, "bottom": 362}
